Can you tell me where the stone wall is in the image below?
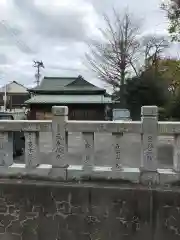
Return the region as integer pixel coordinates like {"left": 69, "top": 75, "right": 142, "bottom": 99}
{"left": 0, "top": 180, "right": 179, "bottom": 240}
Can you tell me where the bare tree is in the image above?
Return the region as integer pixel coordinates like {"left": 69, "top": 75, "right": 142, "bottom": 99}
{"left": 85, "top": 10, "right": 141, "bottom": 107}
{"left": 142, "top": 35, "right": 169, "bottom": 72}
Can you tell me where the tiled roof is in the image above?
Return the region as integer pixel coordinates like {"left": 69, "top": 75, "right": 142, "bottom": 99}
{"left": 25, "top": 95, "right": 112, "bottom": 104}
{"left": 29, "top": 76, "right": 104, "bottom": 92}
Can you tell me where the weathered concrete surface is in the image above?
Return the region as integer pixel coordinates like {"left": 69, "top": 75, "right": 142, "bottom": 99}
{"left": 153, "top": 189, "right": 180, "bottom": 240}
{"left": 0, "top": 180, "right": 179, "bottom": 240}
{"left": 15, "top": 133, "right": 174, "bottom": 169}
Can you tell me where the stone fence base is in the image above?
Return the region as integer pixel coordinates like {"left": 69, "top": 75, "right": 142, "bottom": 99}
{"left": 0, "top": 180, "right": 179, "bottom": 240}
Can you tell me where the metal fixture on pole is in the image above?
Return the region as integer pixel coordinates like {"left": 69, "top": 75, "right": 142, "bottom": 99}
{"left": 33, "top": 61, "right": 45, "bottom": 86}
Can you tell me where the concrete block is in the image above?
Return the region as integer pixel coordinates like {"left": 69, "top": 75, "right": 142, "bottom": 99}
{"left": 141, "top": 106, "right": 158, "bottom": 117}
{"left": 140, "top": 171, "right": 160, "bottom": 185}
{"left": 52, "top": 106, "right": 68, "bottom": 116}
{"left": 158, "top": 168, "right": 180, "bottom": 184}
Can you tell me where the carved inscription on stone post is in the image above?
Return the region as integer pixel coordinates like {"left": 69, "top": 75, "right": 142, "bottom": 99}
{"left": 141, "top": 106, "right": 158, "bottom": 171}
{"left": 24, "top": 131, "right": 40, "bottom": 168}
{"left": 82, "top": 132, "right": 94, "bottom": 174}
{"left": 112, "top": 133, "right": 123, "bottom": 174}
{"left": 146, "top": 135, "right": 153, "bottom": 161}
{"left": 54, "top": 127, "right": 65, "bottom": 163}
{"left": 115, "top": 143, "right": 121, "bottom": 163}
{"left": 52, "top": 106, "right": 68, "bottom": 168}
{"left": 141, "top": 132, "right": 157, "bottom": 171}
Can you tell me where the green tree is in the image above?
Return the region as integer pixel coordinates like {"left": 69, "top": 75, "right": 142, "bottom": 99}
{"left": 125, "top": 71, "right": 169, "bottom": 119}
{"left": 143, "top": 57, "right": 180, "bottom": 95}
{"left": 132, "top": 57, "right": 180, "bottom": 120}
{"left": 162, "top": 0, "right": 180, "bottom": 41}
{"left": 157, "top": 58, "right": 180, "bottom": 95}
{"left": 167, "top": 88, "right": 180, "bottom": 119}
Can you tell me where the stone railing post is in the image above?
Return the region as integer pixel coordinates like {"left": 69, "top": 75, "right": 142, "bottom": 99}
{"left": 141, "top": 106, "right": 158, "bottom": 172}
{"left": 0, "top": 132, "right": 13, "bottom": 166}
{"left": 24, "top": 131, "right": 40, "bottom": 168}
{"left": 52, "top": 106, "right": 68, "bottom": 168}
{"left": 173, "top": 134, "right": 180, "bottom": 172}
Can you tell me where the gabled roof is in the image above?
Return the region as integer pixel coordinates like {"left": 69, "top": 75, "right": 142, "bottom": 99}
{"left": 0, "top": 81, "right": 28, "bottom": 93}
{"left": 29, "top": 75, "right": 104, "bottom": 92}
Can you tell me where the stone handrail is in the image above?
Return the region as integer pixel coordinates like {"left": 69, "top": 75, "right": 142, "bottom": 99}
{"left": 0, "top": 105, "right": 179, "bottom": 184}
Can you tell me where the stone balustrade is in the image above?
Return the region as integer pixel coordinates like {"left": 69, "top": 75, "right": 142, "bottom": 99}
{"left": 0, "top": 105, "right": 179, "bottom": 184}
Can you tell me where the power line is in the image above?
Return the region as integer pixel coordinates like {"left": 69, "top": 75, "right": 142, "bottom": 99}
{"left": 0, "top": 20, "right": 34, "bottom": 54}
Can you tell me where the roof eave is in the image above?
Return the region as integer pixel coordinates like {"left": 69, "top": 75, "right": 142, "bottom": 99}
{"left": 27, "top": 89, "right": 106, "bottom": 93}
{"left": 25, "top": 102, "right": 112, "bottom": 104}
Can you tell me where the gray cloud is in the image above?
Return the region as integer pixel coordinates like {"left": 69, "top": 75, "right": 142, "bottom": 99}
{"left": 88, "top": 0, "right": 168, "bottom": 33}
{"left": 0, "top": 20, "right": 37, "bottom": 54}
{"left": 0, "top": 20, "right": 22, "bottom": 45}
{"left": 0, "top": 54, "right": 9, "bottom": 64}
{"left": 0, "top": 0, "right": 173, "bottom": 89}
{"left": 12, "top": 0, "right": 90, "bottom": 42}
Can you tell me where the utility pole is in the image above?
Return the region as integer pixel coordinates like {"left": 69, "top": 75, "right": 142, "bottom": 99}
{"left": 33, "top": 60, "right": 44, "bottom": 86}
{"left": 3, "top": 84, "right": 7, "bottom": 112}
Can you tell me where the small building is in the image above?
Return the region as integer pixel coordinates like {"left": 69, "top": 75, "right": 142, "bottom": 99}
{"left": 25, "top": 76, "right": 112, "bottom": 120}
{"left": 0, "top": 81, "right": 30, "bottom": 110}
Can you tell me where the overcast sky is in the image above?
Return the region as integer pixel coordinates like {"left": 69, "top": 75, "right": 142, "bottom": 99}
{"left": 0, "top": 0, "right": 174, "bottom": 88}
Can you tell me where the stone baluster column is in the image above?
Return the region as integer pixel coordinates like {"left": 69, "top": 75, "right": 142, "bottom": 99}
{"left": 52, "top": 106, "right": 68, "bottom": 179}
{"left": 140, "top": 106, "right": 159, "bottom": 184}
{"left": 0, "top": 132, "right": 13, "bottom": 166}
{"left": 82, "top": 132, "right": 94, "bottom": 175}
